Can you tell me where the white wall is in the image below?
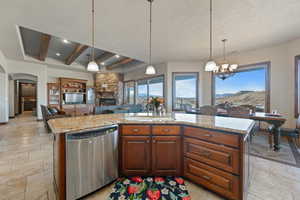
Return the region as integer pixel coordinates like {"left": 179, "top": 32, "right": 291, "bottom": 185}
{"left": 124, "top": 63, "right": 167, "bottom": 81}
{"left": 7, "top": 60, "right": 47, "bottom": 120}
{"left": 8, "top": 79, "right": 14, "bottom": 117}
{"left": 0, "top": 50, "right": 9, "bottom": 123}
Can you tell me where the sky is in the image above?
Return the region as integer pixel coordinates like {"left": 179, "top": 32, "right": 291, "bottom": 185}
{"left": 215, "top": 68, "right": 266, "bottom": 94}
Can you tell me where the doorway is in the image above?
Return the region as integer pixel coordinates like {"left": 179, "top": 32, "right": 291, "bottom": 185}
{"left": 18, "top": 81, "right": 37, "bottom": 116}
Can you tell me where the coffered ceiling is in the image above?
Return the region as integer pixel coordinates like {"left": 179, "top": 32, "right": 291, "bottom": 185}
{"left": 0, "top": 0, "right": 300, "bottom": 71}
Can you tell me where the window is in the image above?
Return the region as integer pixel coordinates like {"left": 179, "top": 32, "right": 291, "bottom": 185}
{"left": 213, "top": 62, "right": 270, "bottom": 112}
{"left": 295, "top": 56, "right": 300, "bottom": 117}
{"left": 172, "top": 72, "right": 199, "bottom": 111}
{"left": 135, "top": 76, "right": 164, "bottom": 108}
{"left": 123, "top": 81, "right": 135, "bottom": 104}
{"left": 136, "top": 79, "right": 148, "bottom": 106}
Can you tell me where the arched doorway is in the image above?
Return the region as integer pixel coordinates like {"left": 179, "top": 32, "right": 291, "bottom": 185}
{"left": 9, "top": 73, "right": 38, "bottom": 117}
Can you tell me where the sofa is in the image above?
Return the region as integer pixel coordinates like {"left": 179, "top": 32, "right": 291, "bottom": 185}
{"left": 94, "top": 104, "right": 143, "bottom": 115}
{"left": 40, "top": 105, "right": 70, "bottom": 131}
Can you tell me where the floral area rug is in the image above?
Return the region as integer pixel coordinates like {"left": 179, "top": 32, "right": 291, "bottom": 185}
{"left": 108, "top": 176, "right": 191, "bottom": 200}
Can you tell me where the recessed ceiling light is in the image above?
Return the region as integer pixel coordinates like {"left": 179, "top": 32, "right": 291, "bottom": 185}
{"left": 56, "top": 53, "right": 61, "bottom": 56}
{"left": 101, "top": 62, "right": 105, "bottom": 66}
{"left": 115, "top": 55, "right": 120, "bottom": 58}
{"left": 63, "top": 39, "right": 69, "bottom": 44}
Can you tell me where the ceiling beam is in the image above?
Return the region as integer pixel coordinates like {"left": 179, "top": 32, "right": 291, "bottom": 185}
{"left": 106, "top": 58, "right": 134, "bottom": 70}
{"left": 38, "top": 34, "right": 51, "bottom": 61}
{"left": 95, "top": 52, "right": 115, "bottom": 65}
{"left": 65, "top": 44, "right": 88, "bottom": 65}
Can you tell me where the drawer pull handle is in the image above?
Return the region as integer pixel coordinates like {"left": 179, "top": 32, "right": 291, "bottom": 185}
{"left": 199, "top": 151, "right": 211, "bottom": 157}
{"left": 202, "top": 175, "right": 211, "bottom": 180}
{"left": 132, "top": 128, "right": 140, "bottom": 132}
{"left": 203, "top": 134, "right": 213, "bottom": 137}
{"left": 163, "top": 128, "right": 170, "bottom": 132}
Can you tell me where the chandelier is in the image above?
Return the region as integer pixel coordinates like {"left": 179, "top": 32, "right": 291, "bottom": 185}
{"left": 214, "top": 39, "right": 238, "bottom": 80}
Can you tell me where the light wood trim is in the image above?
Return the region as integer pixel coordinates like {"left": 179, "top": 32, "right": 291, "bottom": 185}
{"left": 106, "top": 58, "right": 134, "bottom": 70}
{"left": 39, "top": 34, "right": 51, "bottom": 61}
{"left": 65, "top": 44, "right": 88, "bottom": 65}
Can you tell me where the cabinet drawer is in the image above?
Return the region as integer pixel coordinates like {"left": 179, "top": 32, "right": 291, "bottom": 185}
{"left": 121, "top": 125, "right": 151, "bottom": 135}
{"left": 184, "top": 158, "right": 240, "bottom": 200}
{"left": 184, "top": 137, "right": 239, "bottom": 174}
{"left": 184, "top": 127, "right": 240, "bottom": 148}
{"left": 152, "top": 126, "right": 181, "bottom": 135}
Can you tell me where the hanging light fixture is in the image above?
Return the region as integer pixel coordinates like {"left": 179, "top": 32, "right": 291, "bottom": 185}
{"left": 214, "top": 39, "right": 239, "bottom": 80}
{"left": 87, "top": 0, "right": 99, "bottom": 72}
{"left": 205, "top": 0, "right": 217, "bottom": 72}
{"left": 145, "top": 0, "right": 156, "bottom": 75}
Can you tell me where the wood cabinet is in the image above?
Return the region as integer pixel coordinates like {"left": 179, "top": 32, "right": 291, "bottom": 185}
{"left": 120, "top": 125, "right": 182, "bottom": 176}
{"left": 152, "top": 136, "right": 181, "bottom": 176}
{"left": 121, "top": 136, "right": 151, "bottom": 176}
{"left": 47, "top": 83, "right": 60, "bottom": 107}
{"left": 184, "top": 158, "right": 240, "bottom": 200}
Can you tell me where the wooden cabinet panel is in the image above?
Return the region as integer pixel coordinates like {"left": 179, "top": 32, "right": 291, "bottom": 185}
{"left": 152, "top": 125, "right": 181, "bottom": 135}
{"left": 184, "top": 127, "right": 240, "bottom": 148}
{"left": 152, "top": 136, "right": 181, "bottom": 176}
{"left": 121, "top": 136, "right": 151, "bottom": 176}
{"left": 121, "top": 125, "right": 151, "bottom": 135}
{"left": 184, "top": 158, "right": 240, "bottom": 200}
{"left": 184, "top": 137, "right": 239, "bottom": 174}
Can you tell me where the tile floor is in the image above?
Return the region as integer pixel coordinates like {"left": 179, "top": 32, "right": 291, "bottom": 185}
{"left": 0, "top": 112, "right": 299, "bottom": 200}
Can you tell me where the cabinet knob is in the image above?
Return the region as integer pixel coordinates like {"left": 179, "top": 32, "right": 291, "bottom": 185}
{"left": 132, "top": 128, "right": 140, "bottom": 132}
{"left": 202, "top": 175, "right": 211, "bottom": 180}
{"left": 199, "top": 151, "right": 211, "bottom": 157}
{"left": 203, "top": 134, "right": 213, "bottom": 137}
{"left": 146, "top": 140, "right": 150, "bottom": 143}
{"left": 153, "top": 140, "right": 156, "bottom": 143}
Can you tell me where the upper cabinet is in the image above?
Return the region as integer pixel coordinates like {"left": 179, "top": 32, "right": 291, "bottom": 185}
{"left": 47, "top": 83, "right": 60, "bottom": 107}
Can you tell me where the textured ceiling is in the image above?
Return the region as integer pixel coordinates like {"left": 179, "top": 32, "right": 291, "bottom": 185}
{"left": 19, "top": 26, "right": 141, "bottom": 70}
{"left": 1, "top": 0, "right": 300, "bottom": 66}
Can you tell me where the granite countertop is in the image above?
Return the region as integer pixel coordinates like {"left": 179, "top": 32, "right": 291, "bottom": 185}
{"left": 48, "top": 113, "right": 256, "bottom": 135}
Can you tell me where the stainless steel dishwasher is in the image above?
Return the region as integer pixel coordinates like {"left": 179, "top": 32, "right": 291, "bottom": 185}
{"left": 66, "top": 125, "right": 118, "bottom": 200}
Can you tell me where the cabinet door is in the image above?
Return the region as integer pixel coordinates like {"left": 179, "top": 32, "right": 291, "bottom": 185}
{"left": 121, "top": 136, "right": 151, "bottom": 176}
{"left": 152, "top": 136, "right": 182, "bottom": 176}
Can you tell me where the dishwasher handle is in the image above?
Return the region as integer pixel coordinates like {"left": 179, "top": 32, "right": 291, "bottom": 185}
{"left": 67, "top": 126, "right": 118, "bottom": 140}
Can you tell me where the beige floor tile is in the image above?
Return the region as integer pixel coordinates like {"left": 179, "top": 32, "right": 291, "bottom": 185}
{"left": 1, "top": 112, "right": 300, "bottom": 200}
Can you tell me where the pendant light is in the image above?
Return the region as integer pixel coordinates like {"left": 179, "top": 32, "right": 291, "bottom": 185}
{"left": 205, "top": 0, "right": 217, "bottom": 72}
{"left": 87, "top": 0, "right": 99, "bottom": 72}
{"left": 145, "top": 0, "right": 156, "bottom": 75}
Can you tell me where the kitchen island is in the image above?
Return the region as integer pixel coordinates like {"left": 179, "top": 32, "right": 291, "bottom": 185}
{"left": 48, "top": 113, "right": 256, "bottom": 200}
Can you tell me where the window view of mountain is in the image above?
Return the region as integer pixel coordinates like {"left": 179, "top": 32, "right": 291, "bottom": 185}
{"left": 215, "top": 67, "right": 266, "bottom": 112}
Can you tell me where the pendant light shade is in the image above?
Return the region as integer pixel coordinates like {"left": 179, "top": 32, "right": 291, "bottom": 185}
{"left": 145, "top": 0, "right": 156, "bottom": 75}
{"left": 87, "top": 61, "right": 99, "bottom": 72}
{"left": 87, "top": 0, "right": 99, "bottom": 72}
{"left": 145, "top": 65, "right": 156, "bottom": 75}
{"left": 205, "top": 0, "right": 217, "bottom": 72}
